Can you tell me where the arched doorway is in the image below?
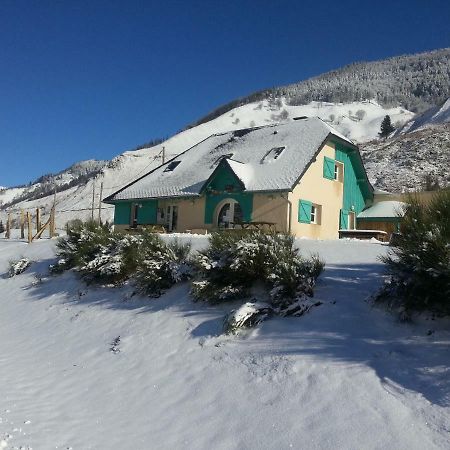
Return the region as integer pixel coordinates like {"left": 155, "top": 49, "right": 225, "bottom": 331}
{"left": 216, "top": 199, "right": 243, "bottom": 228}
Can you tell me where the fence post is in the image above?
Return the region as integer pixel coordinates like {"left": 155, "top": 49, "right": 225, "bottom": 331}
{"left": 27, "top": 212, "right": 32, "bottom": 243}
{"left": 49, "top": 207, "right": 55, "bottom": 238}
{"left": 6, "top": 213, "right": 11, "bottom": 239}
{"left": 36, "top": 208, "right": 41, "bottom": 234}
{"left": 20, "top": 210, "right": 25, "bottom": 239}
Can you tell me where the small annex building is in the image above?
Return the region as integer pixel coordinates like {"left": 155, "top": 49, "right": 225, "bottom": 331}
{"left": 104, "top": 118, "right": 375, "bottom": 239}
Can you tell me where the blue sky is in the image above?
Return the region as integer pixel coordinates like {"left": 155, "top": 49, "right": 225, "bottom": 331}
{"left": 1, "top": 0, "right": 449, "bottom": 187}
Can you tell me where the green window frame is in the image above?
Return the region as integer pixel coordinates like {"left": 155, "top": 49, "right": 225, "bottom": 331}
{"left": 323, "top": 156, "right": 335, "bottom": 180}
{"left": 298, "top": 199, "right": 312, "bottom": 223}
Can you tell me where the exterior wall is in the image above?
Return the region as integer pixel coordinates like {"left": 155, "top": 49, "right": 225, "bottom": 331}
{"left": 158, "top": 197, "right": 210, "bottom": 232}
{"left": 357, "top": 219, "right": 401, "bottom": 240}
{"left": 252, "top": 193, "right": 289, "bottom": 232}
{"left": 112, "top": 200, "right": 157, "bottom": 226}
{"left": 288, "top": 142, "right": 344, "bottom": 239}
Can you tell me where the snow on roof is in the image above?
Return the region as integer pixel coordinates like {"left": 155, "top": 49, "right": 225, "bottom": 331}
{"left": 357, "top": 201, "right": 407, "bottom": 219}
{"left": 108, "top": 118, "right": 354, "bottom": 201}
{"left": 225, "top": 159, "right": 254, "bottom": 188}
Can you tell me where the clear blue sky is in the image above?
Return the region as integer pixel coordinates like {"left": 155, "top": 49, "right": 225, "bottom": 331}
{"left": 1, "top": 0, "right": 449, "bottom": 187}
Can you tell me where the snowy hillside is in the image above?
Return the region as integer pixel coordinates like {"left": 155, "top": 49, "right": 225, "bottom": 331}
{"left": 1, "top": 236, "right": 449, "bottom": 449}
{"left": 190, "top": 47, "right": 450, "bottom": 127}
{"left": 0, "top": 99, "right": 414, "bottom": 229}
{"left": 398, "top": 97, "right": 450, "bottom": 134}
{"left": 361, "top": 122, "right": 450, "bottom": 192}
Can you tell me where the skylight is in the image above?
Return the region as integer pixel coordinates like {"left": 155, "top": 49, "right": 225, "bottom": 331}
{"left": 164, "top": 161, "right": 181, "bottom": 172}
{"left": 261, "top": 146, "right": 285, "bottom": 163}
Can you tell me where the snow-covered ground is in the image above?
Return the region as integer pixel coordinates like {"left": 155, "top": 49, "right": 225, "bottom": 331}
{"left": 1, "top": 235, "right": 449, "bottom": 449}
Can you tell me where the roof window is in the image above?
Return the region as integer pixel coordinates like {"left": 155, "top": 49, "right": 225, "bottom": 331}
{"left": 261, "top": 146, "right": 285, "bottom": 163}
{"left": 164, "top": 161, "right": 181, "bottom": 172}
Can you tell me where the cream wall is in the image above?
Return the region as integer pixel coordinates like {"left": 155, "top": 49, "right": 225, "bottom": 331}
{"left": 288, "top": 141, "right": 344, "bottom": 239}
{"left": 158, "top": 197, "right": 212, "bottom": 232}
{"left": 252, "top": 193, "right": 289, "bottom": 232}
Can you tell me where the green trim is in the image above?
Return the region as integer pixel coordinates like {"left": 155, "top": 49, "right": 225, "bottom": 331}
{"left": 323, "top": 156, "right": 335, "bottom": 180}
{"left": 357, "top": 217, "right": 401, "bottom": 223}
{"left": 298, "top": 199, "right": 312, "bottom": 223}
{"left": 204, "top": 193, "right": 253, "bottom": 224}
{"left": 335, "top": 143, "right": 372, "bottom": 215}
{"left": 201, "top": 160, "right": 244, "bottom": 194}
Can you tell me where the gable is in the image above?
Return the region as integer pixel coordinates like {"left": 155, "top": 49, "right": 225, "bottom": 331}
{"left": 203, "top": 161, "right": 245, "bottom": 194}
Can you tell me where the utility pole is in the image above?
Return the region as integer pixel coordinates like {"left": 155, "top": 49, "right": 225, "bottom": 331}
{"left": 162, "top": 146, "right": 165, "bottom": 164}
{"left": 98, "top": 182, "right": 104, "bottom": 224}
{"left": 91, "top": 182, "right": 96, "bottom": 222}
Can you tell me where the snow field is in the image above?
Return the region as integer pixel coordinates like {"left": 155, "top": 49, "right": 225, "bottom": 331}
{"left": 0, "top": 236, "right": 449, "bottom": 449}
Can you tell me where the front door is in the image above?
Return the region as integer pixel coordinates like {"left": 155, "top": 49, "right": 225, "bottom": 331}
{"left": 348, "top": 211, "right": 356, "bottom": 230}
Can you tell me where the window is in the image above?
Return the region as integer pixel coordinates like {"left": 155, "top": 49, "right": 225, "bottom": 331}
{"left": 261, "top": 146, "right": 285, "bottom": 163}
{"left": 323, "top": 156, "right": 343, "bottom": 182}
{"left": 298, "top": 200, "right": 321, "bottom": 225}
{"left": 217, "top": 201, "right": 243, "bottom": 228}
{"left": 334, "top": 161, "right": 344, "bottom": 182}
{"left": 164, "top": 161, "right": 181, "bottom": 172}
{"left": 310, "top": 205, "right": 317, "bottom": 224}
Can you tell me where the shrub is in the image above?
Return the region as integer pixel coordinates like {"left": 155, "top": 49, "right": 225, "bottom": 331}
{"left": 52, "top": 220, "right": 112, "bottom": 273}
{"left": 8, "top": 258, "right": 31, "bottom": 277}
{"left": 191, "top": 231, "right": 324, "bottom": 316}
{"left": 51, "top": 222, "right": 192, "bottom": 291}
{"left": 134, "top": 233, "right": 192, "bottom": 297}
{"left": 376, "top": 191, "right": 450, "bottom": 315}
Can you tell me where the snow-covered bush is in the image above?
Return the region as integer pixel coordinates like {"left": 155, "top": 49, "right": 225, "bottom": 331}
{"left": 52, "top": 220, "right": 113, "bottom": 273}
{"left": 52, "top": 222, "right": 193, "bottom": 290}
{"left": 134, "top": 233, "right": 192, "bottom": 297}
{"left": 8, "top": 258, "right": 31, "bottom": 277}
{"left": 191, "top": 231, "right": 324, "bottom": 319}
{"left": 376, "top": 191, "right": 450, "bottom": 315}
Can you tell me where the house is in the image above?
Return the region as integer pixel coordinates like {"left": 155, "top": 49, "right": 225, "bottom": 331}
{"left": 104, "top": 117, "right": 375, "bottom": 239}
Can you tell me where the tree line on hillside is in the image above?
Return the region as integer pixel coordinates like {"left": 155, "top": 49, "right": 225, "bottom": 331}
{"left": 188, "top": 48, "right": 450, "bottom": 129}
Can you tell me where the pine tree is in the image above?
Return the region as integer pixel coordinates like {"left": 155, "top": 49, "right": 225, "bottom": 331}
{"left": 0, "top": 220, "right": 4, "bottom": 234}
{"left": 379, "top": 115, "right": 395, "bottom": 138}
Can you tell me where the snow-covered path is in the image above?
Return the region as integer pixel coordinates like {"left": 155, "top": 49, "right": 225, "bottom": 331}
{"left": 0, "top": 238, "right": 449, "bottom": 449}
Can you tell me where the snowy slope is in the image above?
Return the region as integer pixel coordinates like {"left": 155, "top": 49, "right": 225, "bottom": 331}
{"left": 0, "top": 99, "right": 414, "bottom": 229}
{"left": 398, "top": 97, "right": 450, "bottom": 134}
{"left": 361, "top": 123, "right": 450, "bottom": 192}
{"left": 0, "top": 236, "right": 449, "bottom": 449}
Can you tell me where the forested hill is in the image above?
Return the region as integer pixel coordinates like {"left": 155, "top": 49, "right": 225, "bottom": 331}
{"left": 189, "top": 48, "right": 450, "bottom": 128}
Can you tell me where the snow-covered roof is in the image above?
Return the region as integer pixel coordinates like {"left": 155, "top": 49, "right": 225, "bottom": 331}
{"left": 106, "top": 118, "right": 355, "bottom": 201}
{"left": 357, "top": 201, "right": 406, "bottom": 219}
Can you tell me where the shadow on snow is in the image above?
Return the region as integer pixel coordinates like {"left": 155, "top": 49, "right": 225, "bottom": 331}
{"left": 23, "top": 256, "right": 450, "bottom": 408}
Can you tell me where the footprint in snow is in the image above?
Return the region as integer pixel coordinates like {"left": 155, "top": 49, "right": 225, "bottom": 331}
{"left": 110, "top": 336, "right": 121, "bottom": 354}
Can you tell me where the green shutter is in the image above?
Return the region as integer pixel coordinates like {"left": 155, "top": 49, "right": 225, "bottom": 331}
{"left": 323, "top": 156, "right": 335, "bottom": 180}
{"left": 298, "top": 200, "right": 312, "bottom": 223}
{"left": 339, "top": 209, "right": 348, "bottom": 230}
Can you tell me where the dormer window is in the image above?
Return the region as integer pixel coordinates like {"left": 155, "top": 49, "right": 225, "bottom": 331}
{"left": 164, "top": 161, "right": 181, "bottom": 172}
{"left": 261, "top": 146, "right": 285, "bottom": 163}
